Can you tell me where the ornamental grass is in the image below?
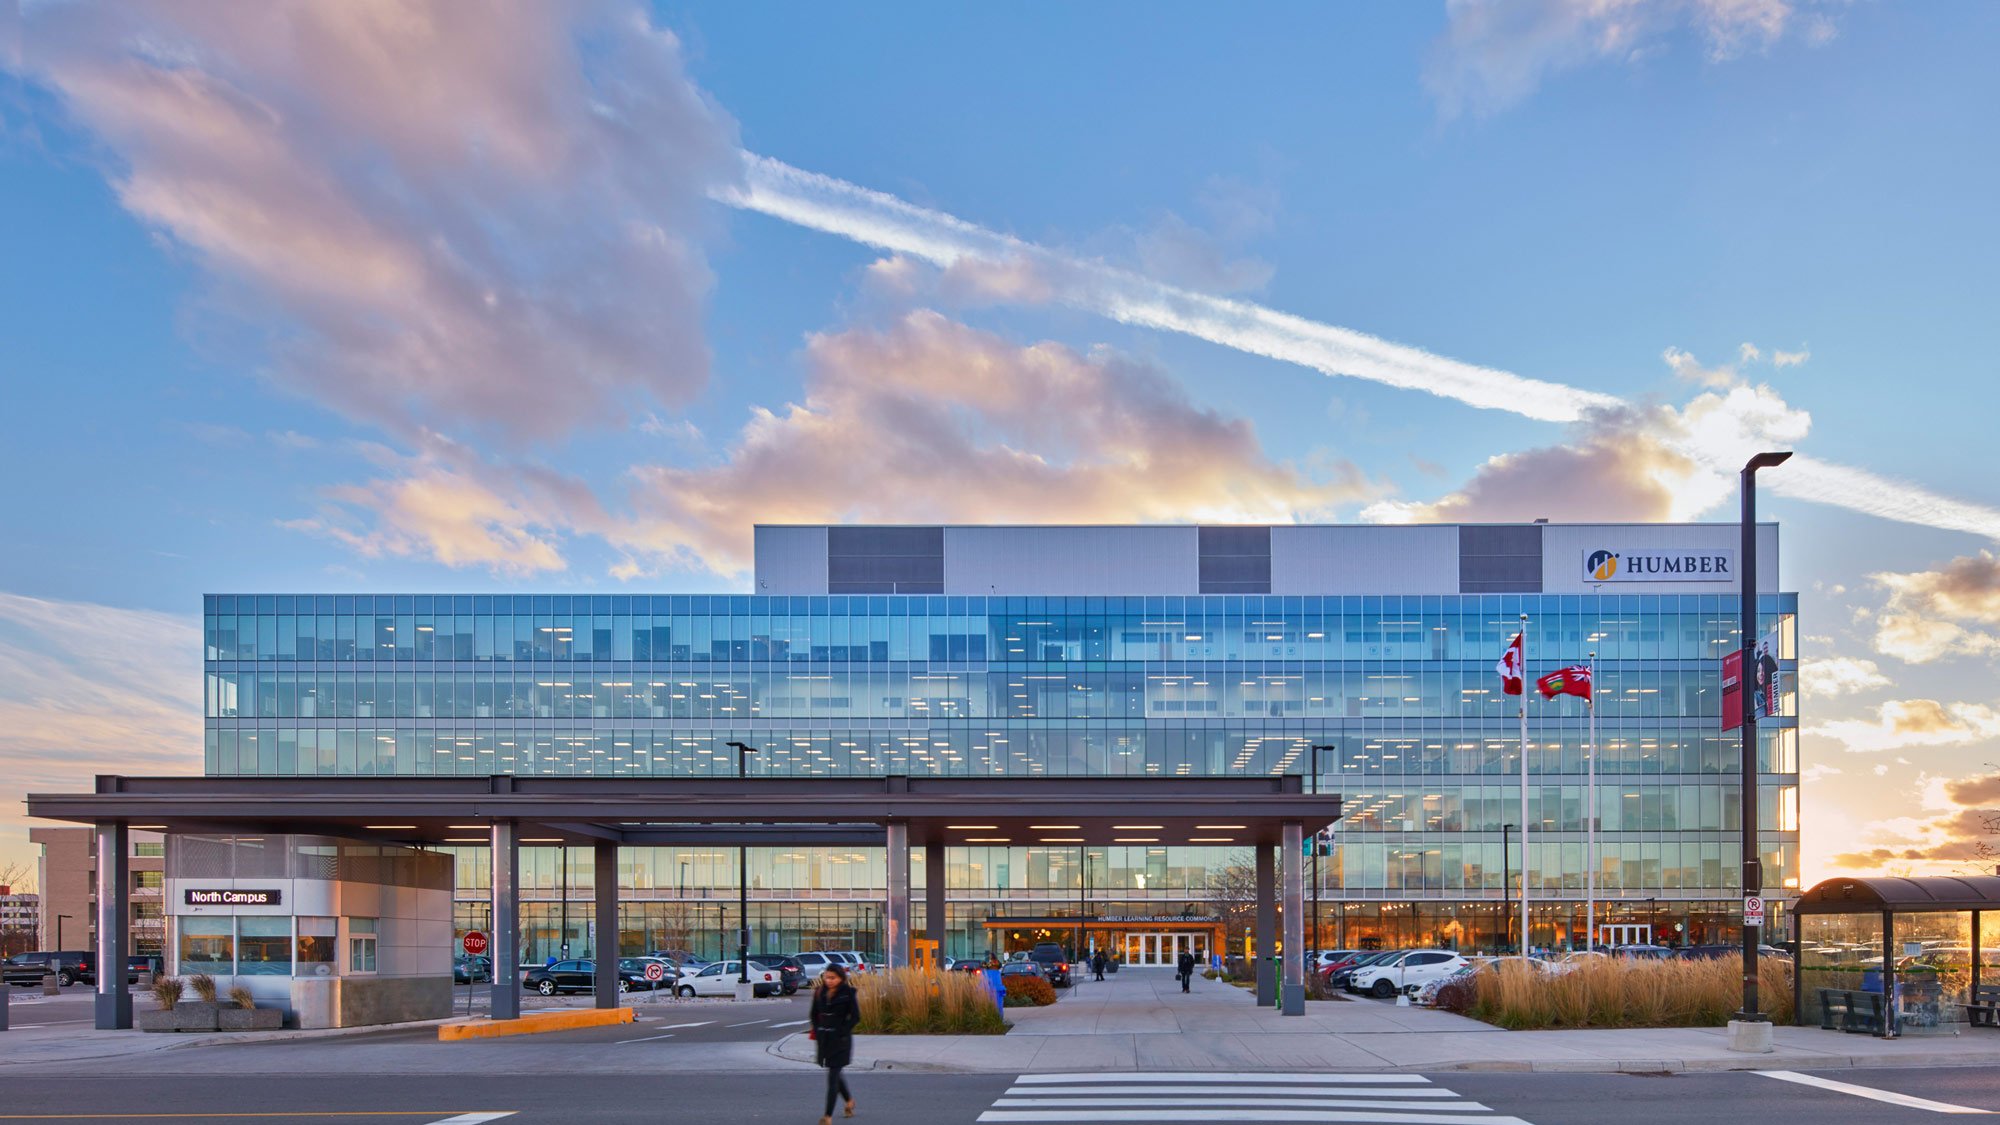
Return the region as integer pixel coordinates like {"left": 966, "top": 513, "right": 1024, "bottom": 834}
{"left": 853, "top": 968, "right": 1008, "bottom": 1035}
{"left": 187, "top": 973, "right": 218, "bottom": 1003}
{"left": 1468, "top": 955, "right": 1793, "bottom": 1029}
{"left": 150, "top": 976, "right": 184, "bottom": 1010}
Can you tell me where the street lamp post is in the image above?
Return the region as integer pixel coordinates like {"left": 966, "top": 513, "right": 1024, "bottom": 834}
{"left": 725, "top": 742, "right": 759, "bottom": 989}
{"left": 1311, "top": 744, "right": 1336, "bottom": 961}
{"left": 1501, "top": 825, "right": 1515, "bottom": 954}
{"left": 1737, "top": 451, "right": 1791, "bottom": 1027}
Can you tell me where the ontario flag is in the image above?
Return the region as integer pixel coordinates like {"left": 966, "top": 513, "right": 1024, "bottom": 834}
{"left": 1496, "top": 633, "right": 1525, "bottom": 696}
{"left": 1537, "top": 665, "right": 1593, "bottom": 702}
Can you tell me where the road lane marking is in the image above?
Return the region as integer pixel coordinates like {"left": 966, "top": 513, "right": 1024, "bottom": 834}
{"left": 993, "top": 1099, "right": 1495, "bottom": 1112}
{"left": 978, "top": 1113, "right": 1521, "bottom": 1124}
{"left": 980, "top": 1072, "right": 1530, "bottom": 1125}
{"left": 423, "top": 1116, "right": 516, "bottom": 1124}
{"left": 1007, "top": 1089, "right": 1460, "bottom": 1099}
{"left": 651, "top": 1020, "right": 715, "bottom": 1030}
{"left": 727, "top": 1019, "right": 769, "bottom": 1027}
{"left": 0, "top": 1114, "right": 515, "bottom": 1120}
{"left": 770, "top": 1020, "right": 808, "bottom": 1028}
{"left": 614, "top": 1032, "right": 676, "bottom": 1044}
{"left": 1755, "top": 1071, "right": 1992, "bottom": 1114}
{"left": 1016, "top": 1075, "right": 1431, "bottom": 1085}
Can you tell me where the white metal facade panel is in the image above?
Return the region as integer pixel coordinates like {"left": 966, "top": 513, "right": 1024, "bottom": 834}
{"left": 753, "top": 526, "right": 829, "bottom": 594}
{"left": 1540, "top": 523, "right": 1780, "bottom": 593}
{"left": 943, "top": 526, "right": 1200, "bottom": 594}
{"left": 1270, "top": 525, "right": 1460, "bottom": 594}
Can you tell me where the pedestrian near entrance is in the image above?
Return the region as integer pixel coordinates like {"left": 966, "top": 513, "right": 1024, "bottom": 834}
{"left": 1176, "top": 948, "right": 1196, "bottom": 993}
{"left": 809, "top": 964, "right": 860, "bottom": 1125}
{"left": 1092, "top": 950, "right": 1107, "bottom": 981}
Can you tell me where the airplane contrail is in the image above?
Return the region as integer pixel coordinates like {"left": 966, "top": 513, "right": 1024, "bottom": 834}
{"left": 721, "top": 154, "right": 2000, "bottom": 542}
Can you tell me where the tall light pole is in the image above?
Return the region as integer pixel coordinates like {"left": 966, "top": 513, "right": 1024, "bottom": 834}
{"left": 1737, "top": 450, "right": 1791, "bottom": 1025}
{"left": 726, "top": 741, "right": 758, "bottom": 987}
{"left": 1310, "top": 744, "right": 1336, "bottom": 958}
{"left": 1501, "top": 825, "right": 1515, "bottom": 954}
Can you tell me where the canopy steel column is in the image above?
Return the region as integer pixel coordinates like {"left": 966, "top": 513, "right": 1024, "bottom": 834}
{"left": 490, "top": 820, "right": 520, "bottom": 1021}
{"left": 924, "top": 841, "right": 946, "bottom": 955}
{"left": 593, "top": 841, "right": 619, "bottom": 1010}
{"left": 885, "top": 820, "right": 910, "bottom": 970}
{"left": 1255, "top": 844, "right": 1276, "bottom": 1007}
{"left": 93, "top": 821, "right": 131, "bottom": 1030}
{"left": 1281, "top": 821, "right": 1305, "bottom": 1015}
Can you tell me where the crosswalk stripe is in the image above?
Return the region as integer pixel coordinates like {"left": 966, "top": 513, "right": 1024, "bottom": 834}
{"left": 1016, "top": 1074, "right": 1430, "bottom": 1085}
{"left": 1754, "top": 1071, "right": 1993, "bottom": 1115}
{"left": 424, "top": 1115, "right": 517, "bottom": 1125}
{"left": 980, "top": 1072, "right": 1530, "bottom": 1125}
{"left": 976, "top": 1104, "right": 1520, "bottom": 1112}
{"left": 994, "top": 1098, "right": 1494, "bottom": 1112}
{"left": 1008, "top": 1080, "right": 1464, "bottom": 1088}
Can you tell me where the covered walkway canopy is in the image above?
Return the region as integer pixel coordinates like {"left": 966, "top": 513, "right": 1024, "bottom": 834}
{"left": 1792, "top": 875, "right": 2000, "bottom": 1033}
{"left": 29, "top": 773, "right": 1341, "bottom": 1028}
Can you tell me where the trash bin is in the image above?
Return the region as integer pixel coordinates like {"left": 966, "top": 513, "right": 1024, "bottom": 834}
{"left": 1862, "top": 969, "right": 1884, "bottom": 993}
{"left": 983, "top": 968, "right": 1005, "bottom": 1010}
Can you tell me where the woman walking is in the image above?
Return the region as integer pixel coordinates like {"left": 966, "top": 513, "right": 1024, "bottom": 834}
{"left": 809, "top": 963, "right": 860, "bottom": 1124}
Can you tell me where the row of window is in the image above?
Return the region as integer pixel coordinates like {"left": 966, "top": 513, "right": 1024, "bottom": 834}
{"left": 176, "top": 916, "right": 376, "bottom": 976}
{"left": 202, "top": 601, "right": 1797, "bottom": 666}
{"left": 205, "top": 664, "right": 1797, "bottom": 722}
{"left": 204, "top": 724, "right": 1799, "bottom": 780}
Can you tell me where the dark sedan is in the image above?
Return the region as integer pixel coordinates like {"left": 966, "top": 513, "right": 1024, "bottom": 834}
{"left": 752, "top": 954, "right": 805, "bottom": 994}
{"left": 520, "top": 959, "right": 647, "bottom": 996}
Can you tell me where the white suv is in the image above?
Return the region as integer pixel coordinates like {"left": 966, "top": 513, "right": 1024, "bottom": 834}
{"left": 1347, "top": 950, "right": 1468, "bottom": 998}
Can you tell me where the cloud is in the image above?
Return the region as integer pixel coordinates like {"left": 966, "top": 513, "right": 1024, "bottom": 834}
{"left": 9, "top": 1, "right": 740, "bottom": 442}
{"left": 1799, "top": 762, "right": 1842, "bottom": 784}
{"left": 1811, "top": 699, "right": 2000, "bottom": 754}
{"left": 1425, "top": 0, "right": 1835, "bottom": 119}
{"left": 298, "top": 312, "right": 1368, "bottom": 578}
{"left": 1945, "top": 771, "right": 2000, "bottom": 808}
{"left": 1797, "top": 656, "right": 1890, "bottom": 698}
{"left": 730, "top": 157, "right": 2000, "bottom": 546}
{"left": 1362, "top": 381, "right": 1808, "bottom": 524}
{"left": 1772, "top": 348, "right": 1809, "bottom": 368}
{"left": 1827, "top": 771, "right": 1998, "bottom": 874}
{"left": 1869, "top": 552, "right": 2000, "bottom": 663}
{"left": 0, "top": 594, "right": 203, "bottom": 874}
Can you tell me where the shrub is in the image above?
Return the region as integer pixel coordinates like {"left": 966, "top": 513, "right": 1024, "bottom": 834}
{"left": 1469, "top": 955, "right": 1794, "bottom": 1029}
{"left": 1002, "top": 975, "right": 1058, "bottom": 1008}
{"left": 228, "top": 986, "right": 255, "bottom": 1010}
{"left": 150, "top": 976, "right": 184, "bottom": 1011}
{"left": 1432, "top": 975, "right": 1479, "bottom": 1015}
{"left": 853, "top": 968, "right": 1007, "bottom": 1035}
{"left": 187, "top": 973, "right": 218, "bottom": 1003}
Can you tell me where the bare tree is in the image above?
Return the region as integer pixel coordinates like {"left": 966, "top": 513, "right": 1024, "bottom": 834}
{"left": 0, "top": 859, "right": 36, "bottom": 958}
{"left": 1204, "top": 850, "right": 1258, "bottom": 956}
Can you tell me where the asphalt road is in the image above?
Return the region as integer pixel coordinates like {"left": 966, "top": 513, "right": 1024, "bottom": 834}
{"left": 0, "top": 1066, "right": 1995, "bottom": 1124}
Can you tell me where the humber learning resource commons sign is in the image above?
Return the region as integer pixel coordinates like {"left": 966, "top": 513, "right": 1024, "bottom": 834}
{"left": 183, "top": 888, "right": 282, "bottom": 906}
{"left": 1583, "top": 548, "right": 1735, "bottom": 584}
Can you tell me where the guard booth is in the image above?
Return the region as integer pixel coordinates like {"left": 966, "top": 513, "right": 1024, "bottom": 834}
{"left": 1793, "top": 875, "right": 2000, "bottom": 1036}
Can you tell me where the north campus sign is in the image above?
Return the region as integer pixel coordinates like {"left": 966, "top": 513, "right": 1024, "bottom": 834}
{"left": 1584, "top": 548, "right": 1735, "bottom": 583}
{"left": 182, "top": 888, "right": 282, "bottom": 906}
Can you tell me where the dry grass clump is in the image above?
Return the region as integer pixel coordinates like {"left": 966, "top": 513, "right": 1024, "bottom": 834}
{"left": 853, "top": 968, "right": 1007, "bottom": 1035}
{"left": 187, "top": 973, "right": 218, "bottom": 1003}
{"left": 229, "top": 985, "right": 256, "bottom": 1010}
{"left": 150, "top": 976, "right": 184, "bottom": 1010}
{"left": 1470, "top": 955, "right": 1793, "bottom": 1029}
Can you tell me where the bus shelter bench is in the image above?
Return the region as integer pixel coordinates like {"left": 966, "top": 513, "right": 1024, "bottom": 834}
{"left": 1818, "top": 989, "right": 1886, "bottom": 1035}
{"left": 1963, "top": 984, "right": 2000, "bottom": 1029}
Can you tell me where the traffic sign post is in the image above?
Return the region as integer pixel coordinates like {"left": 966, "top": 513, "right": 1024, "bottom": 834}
{"left": 461, "top": 931, "right": 488, "bottom": 1015}
{"left": 644, "top": 961, "right": 666, "bottom": 988}
{"left": 1744, "top": 896, "right": 1765, "bottom": 929}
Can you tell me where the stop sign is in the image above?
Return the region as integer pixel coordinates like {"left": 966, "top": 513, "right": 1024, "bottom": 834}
{"left": 462, "top": 930, "right": 488, "bottom": 956}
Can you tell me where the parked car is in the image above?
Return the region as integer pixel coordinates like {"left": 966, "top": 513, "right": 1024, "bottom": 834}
{"left": 519, "top": 959, "right": 647, "bottom": 996}
{"left": 618, "top": 957, "right": 681, "bottom": 990}
{"left": 1311, "top": 950, "right": 1362, "bottom": 972}
{"left": 825, "top": 951, "right": 873, "bottom": 974}
{"left": 1414, "top": 957, "right": 1492, "bottom": 1007}
{"left": 453, "top": 953, "right": 492, "bottom": 983}
{"left": 999, "top": 961, "right": 1046, "bottom": 980}
{"left": 1327, "top": 950, "right": 1400, "bottom": 991}
{"left": 126, "top": 955, "right": 165, "bottom": 983}
{"left": 1543, "top": 950, "right": 1607, "bottom": 975}
{"left": 792, "top": 951, "right": 843, "bottom": 977}
{"left": 1027, "top": 942, "right": 1073, "bottom": 987}
{"left": 3, "top": 951, "right": 95, "bottom": 987}
{"left": 651, "top": 948, "right": 700, "bottom": 965}
{"left": 676, "top": 959, "right": 783, "bottom": 998}
{"left": 1346, "top": 950, "right": 1470, "bottom": 998}
{"left": 1612, "top": 944, "right": 1675, "bottom": 961}
{"left": 750, "top": 954, "right": 805, "bottom": 994}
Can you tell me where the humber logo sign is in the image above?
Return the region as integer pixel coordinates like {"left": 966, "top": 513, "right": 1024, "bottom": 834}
{"left": 1582, "top": 548, "right": 1734, "bottom": 583}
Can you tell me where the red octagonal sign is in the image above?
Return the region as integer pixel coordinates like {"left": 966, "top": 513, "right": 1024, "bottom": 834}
{"left": 461, "top": 930, "right": 488, "bottom": 956}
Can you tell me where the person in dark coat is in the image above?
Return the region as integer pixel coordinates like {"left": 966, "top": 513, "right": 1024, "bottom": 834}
{"left": 1176, "top": 948, "right": 1196, "bottom": 992}
{"left": 1091, "top": 950, "right": 1107, "bottom": 981}
{"left": 809, "top": 964, "right": 861, "bottom": 1124}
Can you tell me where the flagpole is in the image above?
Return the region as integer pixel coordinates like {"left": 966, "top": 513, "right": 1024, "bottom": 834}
{"left": 1586, "top": 649, "right": 1597, "bottom": 954}
{"left": 1518, "top": 612, "right": 1530, "bottom": 960}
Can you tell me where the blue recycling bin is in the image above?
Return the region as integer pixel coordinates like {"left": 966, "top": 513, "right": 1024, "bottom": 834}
{"left": 1862, "top": 969, "right": 1884, "bottom": 993}
{"left": 984, "top": 968, "right": 1005, "bottom": 1010}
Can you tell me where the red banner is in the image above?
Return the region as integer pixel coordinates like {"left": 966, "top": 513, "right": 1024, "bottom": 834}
{"left": 1720, "top": 649, "right": 1743, "bottom": 732}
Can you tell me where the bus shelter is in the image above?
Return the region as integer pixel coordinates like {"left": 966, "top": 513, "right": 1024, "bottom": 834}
{"left": 1792, "top": 875, "right": 2000, "bottom": 1035}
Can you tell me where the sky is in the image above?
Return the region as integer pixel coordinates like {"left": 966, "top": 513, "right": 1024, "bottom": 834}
{"left": 2, "top": 0, "right": 1998, "bottom": 887}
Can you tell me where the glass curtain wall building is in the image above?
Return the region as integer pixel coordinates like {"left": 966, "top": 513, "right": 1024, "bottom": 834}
{"left": 201, "top": 523, "right": 1799, "bottom": 960}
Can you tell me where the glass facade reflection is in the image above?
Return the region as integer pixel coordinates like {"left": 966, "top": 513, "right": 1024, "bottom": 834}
{"left": 203, "top": 588, "right": 1799, "bottom": 958}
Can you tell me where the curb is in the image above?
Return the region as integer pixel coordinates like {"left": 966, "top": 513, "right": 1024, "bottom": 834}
{"left": 439, "top": 1007, "right": 635, "bottom": 1041}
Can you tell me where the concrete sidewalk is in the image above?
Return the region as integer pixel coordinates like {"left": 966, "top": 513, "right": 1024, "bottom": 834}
{"left": 769, "top": 966, "right": 2000, "bottom": 1075}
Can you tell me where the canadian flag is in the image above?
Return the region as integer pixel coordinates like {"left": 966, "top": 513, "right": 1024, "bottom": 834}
{"left": 1496, "top": 632, "right": 1525, "bottom": 696}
